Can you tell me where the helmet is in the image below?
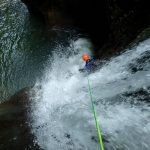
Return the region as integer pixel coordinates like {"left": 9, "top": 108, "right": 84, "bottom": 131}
{"left": 82, "top": 54, "right": 90, "bottom": 62}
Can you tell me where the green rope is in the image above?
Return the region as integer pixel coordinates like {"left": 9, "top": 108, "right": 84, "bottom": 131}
{"left": 87, "top": 76, "right": 104, "bottom": 150}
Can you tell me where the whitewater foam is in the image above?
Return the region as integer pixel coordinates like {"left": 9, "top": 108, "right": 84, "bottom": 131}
{"left": 30, "top": 38, "right": 150, "bottom": 150}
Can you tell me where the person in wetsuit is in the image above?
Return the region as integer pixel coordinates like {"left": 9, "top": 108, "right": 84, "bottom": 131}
{"left": 81, "top": 54, "right": 97, "bottom": 72}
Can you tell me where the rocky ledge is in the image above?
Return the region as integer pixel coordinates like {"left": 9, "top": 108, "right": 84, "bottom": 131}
{"left": 21, "top": 0, "right": 150, "bottom": 58}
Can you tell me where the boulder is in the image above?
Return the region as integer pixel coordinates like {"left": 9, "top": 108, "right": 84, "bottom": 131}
{"left": 0, "top": 87, "right": 40, "bottom": 150}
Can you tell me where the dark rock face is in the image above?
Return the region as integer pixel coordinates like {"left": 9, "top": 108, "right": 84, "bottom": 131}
{"left": 0, "top": 88, "right": 40, "bottom": 150}
{"left": 21, "top": 0, "right": 150, "bottom": 57}
{"left": 102, "top": 0, "right": 150, "bottom": 58}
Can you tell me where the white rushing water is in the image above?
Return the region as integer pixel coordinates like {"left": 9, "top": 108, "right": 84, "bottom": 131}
{"left": 30, "top": 38, "right": 150, "bottom": 150}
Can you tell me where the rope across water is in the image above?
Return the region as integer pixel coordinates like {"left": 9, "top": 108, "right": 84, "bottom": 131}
{"left": 87, "top": 75, "right": 104, "bottom": 150}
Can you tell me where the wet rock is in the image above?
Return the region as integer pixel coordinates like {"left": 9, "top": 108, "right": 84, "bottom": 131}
{"left": 21, "top": 0, "right": 150, "bottom": 58}
{"left": 0, "top": 87, "right": 40, "bottom": 150}
{"left": 128, "top": 50, "right": 150, "bottom": 73}
{"left": 123, "top": 87, "right": 150, "bottom": 103}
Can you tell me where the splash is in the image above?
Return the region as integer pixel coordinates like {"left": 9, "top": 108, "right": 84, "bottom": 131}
{"left": 30, "top": 38, "right": 150, "bottom": 150}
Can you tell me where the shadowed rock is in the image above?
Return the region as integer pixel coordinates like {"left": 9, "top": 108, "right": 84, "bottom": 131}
{"left": 21, "top": 0, "right": 150, "bottom": 58}
{"left": 0, "top": 87, "right": 40, "bottom": 150}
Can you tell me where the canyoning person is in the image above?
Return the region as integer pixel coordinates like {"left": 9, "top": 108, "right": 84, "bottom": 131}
{"left": 80, "top": 54, "right": 97, "bottom": 72}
